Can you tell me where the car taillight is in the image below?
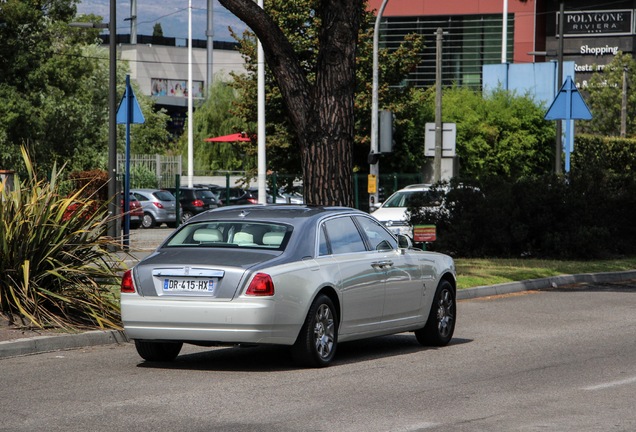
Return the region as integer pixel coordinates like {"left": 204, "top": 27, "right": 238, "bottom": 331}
{"left": 192, "top": 199, "right": 204, "bottom": 207}
{"left": 121, "top": 269, "right": 136, "bottom": 293}
{"left": 245, "top": 273, "right": 274, "bottom": 296}
{"left": 152, "top": 202, "right": 165, "bottom": 209}
{"left": 247, "top": 197, "right": 258, "bottom": 204}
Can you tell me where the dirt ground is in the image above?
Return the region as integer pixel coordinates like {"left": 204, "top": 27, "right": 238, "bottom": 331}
{"left": 0, "top": 312, "right": 73, "bottom": 343}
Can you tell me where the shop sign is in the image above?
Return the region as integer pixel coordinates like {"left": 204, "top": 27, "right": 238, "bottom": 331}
{"left": 560, "top": 10, "right": 632, "bottom": 37}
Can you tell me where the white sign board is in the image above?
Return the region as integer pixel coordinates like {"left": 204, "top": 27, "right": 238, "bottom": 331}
{"left": 424, "top": 123, "right": 457, "bottom": 157}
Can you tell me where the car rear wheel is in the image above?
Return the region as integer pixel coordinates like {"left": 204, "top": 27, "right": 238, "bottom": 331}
{"left": 415, "top": 279, "right": 456, "bottom": 346}
{"left": 291, "top": 294, "right": 337, "bottom": 368}
{"left": 142, "top": 212, "right": 155, "bottom": 229}
{"left": 181, "top": 211, "right": 193, "bottom": 223}
{"left": 134, "top": 340, "right": 183, "bottom": 362}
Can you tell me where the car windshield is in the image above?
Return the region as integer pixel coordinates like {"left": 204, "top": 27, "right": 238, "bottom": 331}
{"left": 382, "top": 190, "right": 442, "bottom": 208}
{"left": 164, "top": 221, "right": 292, "bottom": 250}
{"left": 154, "top": 190, "right": 175, "bottom": 201}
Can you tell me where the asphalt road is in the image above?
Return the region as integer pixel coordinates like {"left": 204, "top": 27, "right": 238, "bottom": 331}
{"left": 1, "top": 283, "right": 635, "bottom": 432}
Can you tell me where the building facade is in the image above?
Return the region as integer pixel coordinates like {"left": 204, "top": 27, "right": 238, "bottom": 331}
{"left": 368, "top": 0, "right": 636, "bottom": 90}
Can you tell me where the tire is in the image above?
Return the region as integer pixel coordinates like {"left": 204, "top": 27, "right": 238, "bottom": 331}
{"left": 142, "top": 212, "right": 156, "bottom": 229}
{"left": 415, "top": 279, "right": 456, "bottom": 347}
{"left": 181, "top": 211, "right": 193, "bottom": 224}
{"left": 134, "top": 340, "right": 183, "bottom": 362}
{"left": 291, "top": 294, "right": 338, "bottom": 368}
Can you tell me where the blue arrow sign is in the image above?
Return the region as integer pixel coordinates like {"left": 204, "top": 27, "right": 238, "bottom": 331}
{"left": 544, "top": 76, "right": 593, "bottom": 173}
{"left": 544, "top": 76, "right": 592, "bottom": 121}
{"left": 116, "top": 80, "right": 145, "bottom": 124}
{"left": 117, "top": 75, "right": 145, "bottom": 248}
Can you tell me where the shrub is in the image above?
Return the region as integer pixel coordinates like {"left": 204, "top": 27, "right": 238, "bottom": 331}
{"left": 0, "top": 148, "right": 125, "bottom": 330}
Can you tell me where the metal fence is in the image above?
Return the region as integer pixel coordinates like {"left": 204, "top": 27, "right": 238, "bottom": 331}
{"left": 116, "top": 154, "right": 182, "bottom": 189}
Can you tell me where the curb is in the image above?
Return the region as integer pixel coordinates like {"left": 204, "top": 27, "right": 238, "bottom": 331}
{"left": 1, "top": 270, "right": 635, "bottom": 359}
{"left": 457, "top": 269, "right": 636, "bottom": 300}
{"left": 0, "top": 330, "right": 129, "bottom": 359}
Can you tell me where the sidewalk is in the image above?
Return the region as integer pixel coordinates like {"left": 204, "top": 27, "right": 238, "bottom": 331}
{"left": 2, "top": 269, "right": 635, "bottom": 359}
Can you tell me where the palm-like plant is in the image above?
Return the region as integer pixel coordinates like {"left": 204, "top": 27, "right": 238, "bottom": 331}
{"left": 0, "top": 148, "right": 125, "bottom": 330}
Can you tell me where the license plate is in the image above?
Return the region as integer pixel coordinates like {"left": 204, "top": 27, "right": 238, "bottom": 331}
{"left": 162, "top": 278, "right": 217, "bottom": 294}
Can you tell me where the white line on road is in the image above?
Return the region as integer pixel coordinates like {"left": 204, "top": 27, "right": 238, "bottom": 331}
{"left": 583, "top": 376, "right": 636, "bottom": 391}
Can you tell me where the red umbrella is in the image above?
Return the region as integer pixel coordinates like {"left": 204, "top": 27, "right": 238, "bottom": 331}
{"left": 204, "top": 132, "right": 251, "bottom": 142}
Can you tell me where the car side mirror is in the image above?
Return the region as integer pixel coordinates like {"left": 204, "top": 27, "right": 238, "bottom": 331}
{"left": 397, "top": 234, "right": 412, "bottom": 249}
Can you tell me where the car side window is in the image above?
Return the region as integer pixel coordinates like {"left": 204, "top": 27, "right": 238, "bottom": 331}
{"left": 322, "top": 217, "right": 366, "bottom": 255}
{"left": 354, "top": 216, "right": 397, "bottom": 251}
{"left": 134, "top": 193, "right": 147, "bottom": 202}
{"left": 318, "top": 225, "right": 330, "bottom": 256}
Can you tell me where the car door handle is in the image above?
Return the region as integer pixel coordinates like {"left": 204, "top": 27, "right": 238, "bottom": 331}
{"left": 371, "top": 260, "right": 394, "bottom": 269}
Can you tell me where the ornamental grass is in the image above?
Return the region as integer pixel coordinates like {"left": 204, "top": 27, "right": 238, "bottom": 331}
{"left": 0, "top": 147, "right": 125, "bottom": 330}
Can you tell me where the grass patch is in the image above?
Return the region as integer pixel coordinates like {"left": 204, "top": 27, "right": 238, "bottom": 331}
{"left": 455, "top": 257, "right": 636, "bottom": 289}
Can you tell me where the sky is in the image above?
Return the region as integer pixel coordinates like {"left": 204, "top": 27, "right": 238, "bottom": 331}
{"left": 75, "top": 0, "right": 248, "bottom": 42}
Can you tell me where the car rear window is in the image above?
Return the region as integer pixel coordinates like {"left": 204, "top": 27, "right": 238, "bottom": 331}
{"left": 164, "top": 221, "right": 292, "bottom": 250}
{"left": 154, "top": 190, "right": 175, "bottom": 201}
{"left": 195, "top": 190, "right": 216, "bottom": 200}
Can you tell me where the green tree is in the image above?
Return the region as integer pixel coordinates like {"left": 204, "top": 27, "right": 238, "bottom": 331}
{"left": 226, "top": 0, "right": 425, "bottom": 191}
{"left": 152, "top": 23, "right": 163, "bottom": 38}
{"left": 580, "top": 52, "right": 636, "bottom": 137}
{"left": 442, "top": 87, "right": 555, "bottom": 181}
{"left": 0, "top": 0, "right": 170, "bottom": 174}
{"left": 177, "top": 80, "right": 248, "bottom": 174}
{"left": 219, "top": 0, "right": 363, "bottom": 205}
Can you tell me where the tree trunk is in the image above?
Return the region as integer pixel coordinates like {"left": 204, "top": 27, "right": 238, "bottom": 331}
{"left": 218, "top": 0, "right": 362, "bottom": 207}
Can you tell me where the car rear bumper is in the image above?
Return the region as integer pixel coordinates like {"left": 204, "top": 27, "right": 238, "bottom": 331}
{"left": 120, "top": 294, "right": 299, "bottom": 345}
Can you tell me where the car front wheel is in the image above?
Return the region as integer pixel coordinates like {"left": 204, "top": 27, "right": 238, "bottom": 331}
{"left": 291, "top": 294, "right": 337, "bottom": 368}
{"left": 415, "top": 279, "right": 456, "bottom": 346}
{"left": 134, "top": 340, "right": 183, "bottom": 362}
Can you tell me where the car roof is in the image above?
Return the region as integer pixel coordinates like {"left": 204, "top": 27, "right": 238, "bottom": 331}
{"left": 189, "top": 205, "right": 364, "bottom": 225}
{"left": 401, "top": 184, "right": 432, "bottom": 191}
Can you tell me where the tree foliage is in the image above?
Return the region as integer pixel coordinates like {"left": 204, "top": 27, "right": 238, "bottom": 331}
{"left": 442, "top": 87, "right": 555, "bottom": 181}
{"left": 219, "top": 0, "right": 363, "bottom": 205}
{"left": 177, "top": 80, "right": 248, "bottom": 174}
{"left": 224, "top": 0, "right": 425, "bottom": 192}
{"left": 0, "top": 0, "right": 171, "bottom": 174}
{"left": 579, "top": 52, "right": 636, "bottom": 137}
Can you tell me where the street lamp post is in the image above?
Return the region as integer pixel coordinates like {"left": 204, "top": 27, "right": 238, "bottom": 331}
{"left": 108, "top": 0, "right": 118, "bottom": 244}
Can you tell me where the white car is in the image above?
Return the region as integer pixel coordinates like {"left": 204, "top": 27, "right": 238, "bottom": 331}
{"left": 120, "top": 205, "right": 456, "bottom": 367}
{"left": 371, "top": 184, "right": 442, "bottom": 239}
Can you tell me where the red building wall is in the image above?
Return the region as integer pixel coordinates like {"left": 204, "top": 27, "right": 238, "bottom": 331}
{"left": 367, "top": 0, "right": 538, "bottom": 64}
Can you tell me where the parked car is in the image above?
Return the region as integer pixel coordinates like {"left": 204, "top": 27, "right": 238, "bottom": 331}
{"left": 121, "top": 192, "right": 143, "bottom": 229}
{"left": 63, "top": 192, "right": 143, "bottom": 229}
{"left": 131, "top": 189, "right": 178, "bottom": 229}
{"left": 120, "top": 205, "right": 457, "bottom": 367}
{"left": 370, "top": 184, "right": 443, "bottom": 239}
{"left": 166, "top": 187, "right": 220, "bottom": 223}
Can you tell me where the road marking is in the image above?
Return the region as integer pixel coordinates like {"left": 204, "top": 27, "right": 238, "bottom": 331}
{"left": 583, "top": 376, "right": 636, "bottom": 391}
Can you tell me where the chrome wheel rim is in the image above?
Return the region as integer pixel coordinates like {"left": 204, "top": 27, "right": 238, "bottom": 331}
{"left": 436, "top": 288, "right": 455, "bottom": 338}
{"left": 313, "top": 304, "right": 335, "bottom": 359}
{"left": 142, "top": 214, "right": 153, "bottom": 228}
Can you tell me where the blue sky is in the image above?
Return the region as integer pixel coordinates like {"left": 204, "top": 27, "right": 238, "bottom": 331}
{"left": 76, "top": 0, "right": 247, "bottom": 42}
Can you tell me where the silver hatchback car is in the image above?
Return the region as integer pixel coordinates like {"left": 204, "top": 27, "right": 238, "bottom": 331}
{"left": 131, "top": 189, "right": 178, "bottom": 228}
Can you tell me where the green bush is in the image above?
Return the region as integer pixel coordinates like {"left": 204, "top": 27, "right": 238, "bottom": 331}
{"left": 0, "top": 148, "right": 125, "bottom": 330}
{"left": 409, "top": 173, "right": 636, "bottom": 259}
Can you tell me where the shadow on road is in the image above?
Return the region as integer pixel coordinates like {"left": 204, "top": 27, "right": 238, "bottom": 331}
{"left": 135, "top": 334, "right": 472, "bottom": 372}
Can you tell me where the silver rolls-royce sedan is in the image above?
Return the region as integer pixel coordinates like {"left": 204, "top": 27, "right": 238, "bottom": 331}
{"left": 121, "top": 205, "right": 457, "bottom": 367}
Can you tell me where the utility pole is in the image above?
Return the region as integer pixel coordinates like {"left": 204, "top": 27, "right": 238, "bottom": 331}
{"left": 621, "top": 67, "right": 628, "bottom": 138}
{"left": 434, "top": 28, "right": 443, "bottom": 183}
{"left": 555, "top": 0, "right": 564, "bottom": 174}
{"left": 369, "top": 0, "right": 389, "bottom": 209}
